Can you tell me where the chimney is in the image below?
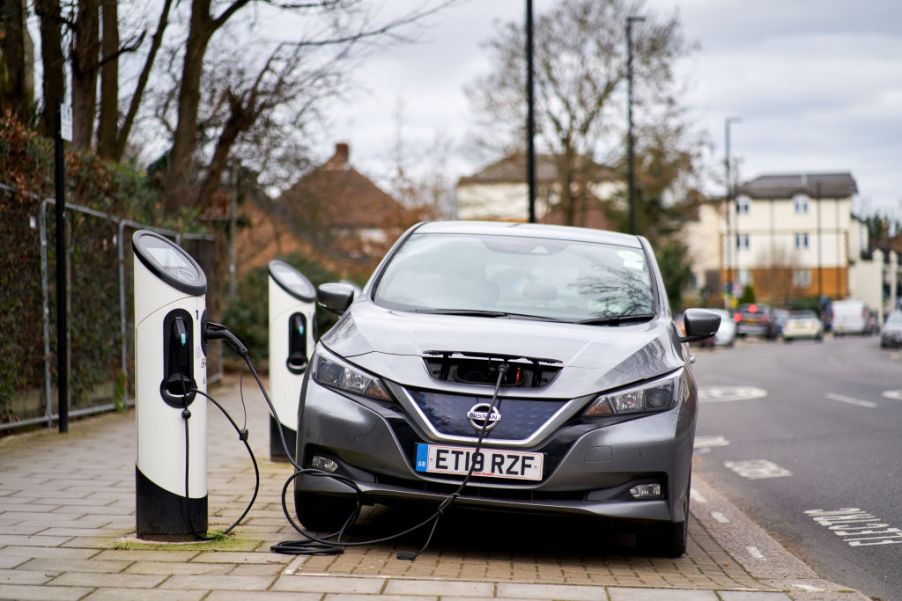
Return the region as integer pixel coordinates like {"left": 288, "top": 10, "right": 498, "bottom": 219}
{"left": 325, "top": 142, "right": 350, "bottom": 169}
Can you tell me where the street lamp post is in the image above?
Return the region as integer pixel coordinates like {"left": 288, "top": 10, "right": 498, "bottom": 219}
{"left": 526, "top": 0, "right": 536, "bottom": 223}
{"left": 724, "top": 116, "right": 741, "bottom": 306}
{"left": 626, "top": 15, "right": 644, "bottom": 235}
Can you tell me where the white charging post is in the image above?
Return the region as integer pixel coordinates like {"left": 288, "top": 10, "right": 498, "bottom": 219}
{"left": 133, "top": 231, "right": 208, "bottom": 538}
{"left": 268, "top": 260, "right": 316, "bottom": 460}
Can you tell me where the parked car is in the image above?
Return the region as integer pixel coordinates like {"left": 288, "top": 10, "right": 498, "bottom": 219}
{"left": 295, "top": 221, "right": 720, "bottom": 557}
{"left": 708, "top": 308, "right": 736, "bottom": 347}
{"left": 832, "top": 299, "right": 870, "bottom": 336}
{"left": 880, "top": 311, "right": 902, "bottom": 348}
{"left": 782, "top": 310, "right": 824, "bottom": 342}
{"left": 735, "top": 303, "right": 778, "bottom": 339}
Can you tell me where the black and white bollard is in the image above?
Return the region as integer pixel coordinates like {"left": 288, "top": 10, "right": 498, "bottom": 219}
{"left": 267, "top": 260, "right": 316, "bottom": 461}
{"left": 133, "top": 231, "right": 208, "bottom": 538}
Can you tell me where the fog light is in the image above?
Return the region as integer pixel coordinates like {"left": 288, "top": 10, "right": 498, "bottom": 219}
{"left": 311, "top": 455, "right": 339, "bottom": 473}
{"left": 629, "top": 483, "right": 662, "bottom": 499}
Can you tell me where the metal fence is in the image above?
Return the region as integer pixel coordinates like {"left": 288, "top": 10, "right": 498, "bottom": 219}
{"left": 0, "top": 184, "right": 222, "bottom": 432}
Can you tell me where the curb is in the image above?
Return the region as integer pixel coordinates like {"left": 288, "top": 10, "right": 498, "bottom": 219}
{"left": 690, "top": 475, "right": 870, "bottom": 600}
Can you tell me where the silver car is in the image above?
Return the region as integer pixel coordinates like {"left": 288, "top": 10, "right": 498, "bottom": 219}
{"left": 881, "top": 311, "right": 902, "bottom": 348}
{"left": 294, "top": 222, "right": 719, "bottom": 556}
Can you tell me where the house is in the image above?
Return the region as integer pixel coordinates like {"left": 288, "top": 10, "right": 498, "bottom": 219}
{"left": 686, "top": 172, "right": 890, "bottom": 312}
{"left": 454, "top": 152, "right": 619, "bottom": 227}
{"left": 235, "top": 142, "right": 420, "bottom": 279}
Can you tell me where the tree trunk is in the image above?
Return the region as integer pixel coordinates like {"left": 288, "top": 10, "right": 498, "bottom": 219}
{"left": 96, "top": 0, "right": 118, "bottom": 158}
{"left": 35, "top": 0, "right": 64, "bottom": 137}
{"left": 0, "top": 0, "right": 29, "bottom": 119}
{"left": 71, "top": 0, "right": 100, "bottom": 150}
{"left": 195, "top": 102, "right": 249, "bottom": 211}
{"left": 113, "top": 0, "right": 173, "bottom": 160}
{"left": 163, "top": 0, "right": 214, "bottom": 214}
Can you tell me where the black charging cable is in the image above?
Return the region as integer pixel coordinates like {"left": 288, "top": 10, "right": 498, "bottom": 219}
{"left": 178, "top": 386, "right": 260, "bottom": 540}
{"left": 204, "top": 320, "right": 512, "bottom": 559}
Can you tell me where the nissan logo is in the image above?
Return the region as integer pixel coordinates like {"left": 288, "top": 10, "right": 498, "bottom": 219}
{"left": 467, "top": 403, "right": 501, "bottom": 432}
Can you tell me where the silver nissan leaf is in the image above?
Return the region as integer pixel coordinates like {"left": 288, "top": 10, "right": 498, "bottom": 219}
{"left": 294, "top": 221, "right": 719, "bottom": 556}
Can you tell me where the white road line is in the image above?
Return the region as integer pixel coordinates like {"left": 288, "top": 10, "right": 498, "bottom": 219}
{"left": 825, "top": 393, "right": 877, "bottom": 408}
{"left": 806, "top": 508, "right": 902, "bottom": 547}
{"left": 724, "top": 459, "right": 792, "bottom": 479}
{"left": 694, "top": 435, "right": 730, "bottom": 449}
{"left": 690, "top": 489, "right": 708, "bottom": 504}
{"left": 711, "top": 511, "right": 730, "bottom": 524}
{"left": 883, "top": 390, "right": 902, "bottom": 401}
{"left": 746, "top": 546, "right": 765, "bottom": 560}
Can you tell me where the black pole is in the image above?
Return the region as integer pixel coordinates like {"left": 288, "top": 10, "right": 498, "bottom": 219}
{"left": 816, "top": 181, "right": 823, "bottom": 300}
{"left": 526, "top": 0, "right": 536, "bottom": 223}
{"left": 626, "top": 17, "right": 639, "bottom": 235}
{"left": 54, "top": 101, "right": 68, "bottom": 433}
{"left": 724, "top": 116, "right": 740, "bottom": 304}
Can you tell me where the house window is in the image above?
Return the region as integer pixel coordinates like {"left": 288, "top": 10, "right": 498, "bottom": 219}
{"left": 735, "top": 233, "right": 750, "bottom": 250}
{"left": 794, "top": 232, "right": 809, "bottom": 250}
{"left": 738, "top": 269, "right": 752, "bottom": 286}
{"left": 736, "top": 195, "right": 750, "bottom": 215}
{"left": 794, "top": 194, "right": 809, "bottom": 214}
{"left": 793, "top": 269, "right": 812, "bottom": 288}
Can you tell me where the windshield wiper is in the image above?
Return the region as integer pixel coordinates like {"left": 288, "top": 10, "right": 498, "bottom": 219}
{"left": 414, "top": 308, "right": 561, "bottom": 321}
{"left": 576, "top": 313, "right": 656, "bottom": 326}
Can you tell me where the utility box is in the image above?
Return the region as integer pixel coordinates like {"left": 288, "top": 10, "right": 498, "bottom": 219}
{"left": 133, "top": 230, "right": 208, "bottom": 538}
{"left": 268, "top": 260, "right": 316, "bottom": 461}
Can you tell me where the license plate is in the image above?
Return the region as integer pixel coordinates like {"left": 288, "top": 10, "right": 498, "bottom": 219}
{"left": 415, "top": 443, "right": 543, "bottom": 481}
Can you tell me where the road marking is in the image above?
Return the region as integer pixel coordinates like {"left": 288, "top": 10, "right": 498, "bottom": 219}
{"left": 746, "top": 545, "right": 765, "bottom": 560}
{"left": 694, "top": 435, "right": 730, "bottom": 449}
{"left": 724, "top": 459, "right": 792, "bottom": 480}
{"left": 806, "top": 508, "right": 902, "bottom": 547}
{"left": 690, "top": 489, "right": 707, "bottom": 504}
{"left": 711, "top": 511, "right": 730, "bottom": 524}
{"left": 793, "top": 584, "right": 824, "bottom": 592}
{"left": 698, "top": 386, "right": 767, "bottom": 403}
{"left": 883, "top": 390, "right": 902, "bottom": 401}
{"left": 825, "top": 393, "right": 877, "bottom": 408}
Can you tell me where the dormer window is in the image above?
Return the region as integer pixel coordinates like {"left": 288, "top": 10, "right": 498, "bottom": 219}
{"left": 794, "top": 194, "right": 809, "bottom": 214}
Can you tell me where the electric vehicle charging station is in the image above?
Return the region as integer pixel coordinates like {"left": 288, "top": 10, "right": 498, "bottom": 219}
{"left": 268, "top": 260, "right": 316, "bottom": 461}
{"left": 133, "top": 230, "right": 208, "bottom": 538}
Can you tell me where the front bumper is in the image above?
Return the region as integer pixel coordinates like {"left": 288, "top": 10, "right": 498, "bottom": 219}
{"left": 295, "top": 379, "right": 694, "bottom": 523}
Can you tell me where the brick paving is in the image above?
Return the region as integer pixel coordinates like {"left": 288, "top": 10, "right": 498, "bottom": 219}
{"left": 0, "top": 377, "right": 865, "bottom": 600}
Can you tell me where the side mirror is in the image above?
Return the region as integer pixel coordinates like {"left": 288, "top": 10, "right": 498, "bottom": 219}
{"left": 317, "top": 282, "right": 356, "bottom": 315}
{"left": 680, "top": 308, "right": 721, "bottom": 343}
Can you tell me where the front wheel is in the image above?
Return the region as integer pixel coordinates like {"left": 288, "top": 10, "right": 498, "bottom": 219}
{"left": 642, "top": 518, "right": 687, "bottom": 557}
{"left": 295, "top": 492, "right": 358, "bottom": 533}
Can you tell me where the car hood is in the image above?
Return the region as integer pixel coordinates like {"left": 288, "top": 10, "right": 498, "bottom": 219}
{"left": 320, "top": 300, "right": 686, "bottom": 399}
{"left": 883, "top": 323, "right": 902, "bottom": 334}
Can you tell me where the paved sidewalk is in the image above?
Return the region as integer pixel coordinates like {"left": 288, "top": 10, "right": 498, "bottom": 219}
{"left": 0, "top": 377, "right": 868, "bottom": 600}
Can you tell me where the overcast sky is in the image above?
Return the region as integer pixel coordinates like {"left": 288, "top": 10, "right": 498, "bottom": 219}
{"left": 317, "top": 0, "right": 902, "bottom": 216}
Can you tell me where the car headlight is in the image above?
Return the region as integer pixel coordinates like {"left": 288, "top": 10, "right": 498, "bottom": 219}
{"left": 312, "top": 347, "right": 392, "bottom": 401}
{"left": 583, "top": 372, "right": 682, "bottom": 417}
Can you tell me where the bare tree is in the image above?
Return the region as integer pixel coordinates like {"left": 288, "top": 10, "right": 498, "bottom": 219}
{"left": 0, "top": 0, "right": 30, "bottom": 119}
{"left": 71, "top": 0, "right": 100, "bottom": 149}
{"left": 467, "top": 0, "right": 688, "bottom": 226}
{"left": 158, "top": 0, "right": 455, "bottom": 214}
{"left": 34, "top": 0, "right": 64, "bottom": 136}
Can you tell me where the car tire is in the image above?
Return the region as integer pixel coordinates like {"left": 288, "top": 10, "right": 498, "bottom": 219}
{"left": 295, "top": 492, "right": 357, "bottom": 533}
{"left": 641, "top": 482, "right": 689, "bottom": 557}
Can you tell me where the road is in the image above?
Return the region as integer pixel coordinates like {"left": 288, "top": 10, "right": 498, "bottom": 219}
{"left": 692, "top": 334, "right": 902, "bottom": 601}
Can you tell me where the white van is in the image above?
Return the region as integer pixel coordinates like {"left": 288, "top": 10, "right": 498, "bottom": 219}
{"left": 832, "top": 299, "right": 869, "bottom": 335}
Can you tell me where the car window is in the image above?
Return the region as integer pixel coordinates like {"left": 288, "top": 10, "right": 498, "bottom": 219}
{"left": 790, "top": 311, "right": 817, "bottom": 319}
{"left": 374, "top": 232, "right": 655, "bottom": 321}
{"left": 887, "top": 312, "right": 902, "bottom": 324}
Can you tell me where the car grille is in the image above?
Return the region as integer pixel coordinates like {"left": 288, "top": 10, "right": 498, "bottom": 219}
{"left": 407, "top": 389, "right": 567, "bottom": 441}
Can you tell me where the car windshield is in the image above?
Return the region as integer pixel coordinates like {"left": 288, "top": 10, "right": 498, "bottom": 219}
{"left": 887, "top": 312, "right": 902, "bottom": 324}
{"left": 373, "top": 232, "right": 655, "bottom": 322}
{"left": 790, "top": 311, "right": 817, "bottom": 319}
